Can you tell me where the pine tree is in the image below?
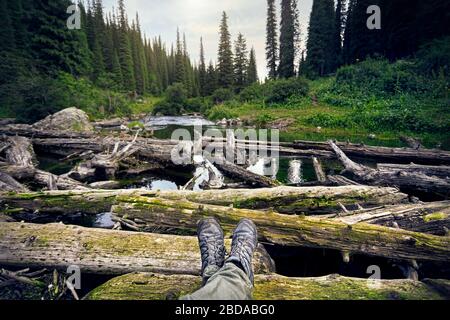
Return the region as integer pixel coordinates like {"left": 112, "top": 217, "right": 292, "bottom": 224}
{"left": 205, "top": 61, "right": 218, "bottom": 96}
{"left": 304, "top": 0, "right": 335, "bottom": 77}
{"left": 247, "top": 47, "right": 258, "bottom": 84}
{"left": 266, "top": 0, "right": 278, "bottom": 79}
{"left": 117, "top": 0, "right": 135, "bottom": 91}
{"left": 6, "top": 0, "right": 28, "bottom": 52}
{"left": 332, "top": 0, "right": 346, "bottom": 71}
{"left": 175, "top": 28, "right": 186, "bottom": 85}
{"left": 198, "top": 37, "right": 207, "bottom": 96}
{"left": 29, "top": 0, "right": 91, "bottom": 75}
{"left": 217, "top": 12, "right": 234, "bottom": 88}
{"left": 131, "top": 14, "right": 148, "bottom": 94}
{"left": 0, "top": 0, "right": 16, "bottom": 52}
{"left": 234, "top": 33, "right": 249, "bottom": 92}
{"left": 278, "top": 0, "right": 298, "bottom": 78}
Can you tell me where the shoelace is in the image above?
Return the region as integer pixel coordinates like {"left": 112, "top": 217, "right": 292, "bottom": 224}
{"left": 200, "top": 235, "right": 225, "bottom": 266}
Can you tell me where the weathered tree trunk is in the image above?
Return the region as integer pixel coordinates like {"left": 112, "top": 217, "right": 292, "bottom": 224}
{"left": 85, "top": 272, "right": 450, "bottom": 300}
{"left": 334, "top": 201, "right": 450, "bottom": 236}
{"left": 329, "top": 141, "right": 450, "bottom": 197}
{"left": 312, "top": 157, "right": 327, "bottom": 182}
{"left": 292, "top": 139, "right": 450, "bottom": 165}
{"left": 1, "top": 136, "right": 36, "bottom": 167}
{"left": 2, "top": 126, "right": 450, "bottom": 164}
{"left": 111, "top": 196, "right": 450, "bottom": 262}
{"left": 0, "top": 222, "right": 274, "bottom": 276}
{"left": 67, "top": 132, "right": 140, "bottom": 182}
{"left": 378, "top": 163, "right": 450, "bottom": 180}
{"left": 215, "top": 160, "right": 280, "bottom": 187}
{"left": 0, "top": 186, "right": 408, "bottom": 216}
{"left": 0, "top": 136, "right": 87, "bottom": 190}
{"left": 0, "top": 172, "right": 28, "bottom": 192}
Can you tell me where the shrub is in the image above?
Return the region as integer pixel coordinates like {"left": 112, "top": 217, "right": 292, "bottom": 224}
{"left": 239, "top": 83, "right": 267, "bottom": 102}
{"left": 416, "top": 36, "right": 450, "bottom": 79}
{"left": 184, "top": 97, "right": 212, "bottom": 113}
{"left": 152, "top": 83, "right": 188, "bottom": 116}
{"left": 206, "top": 104, "right": 238, "bottom": 121}
{"left": 165, "top": 83, "right": 188, "bottom": 104}
{"left": 212, "top": 88, "right": 234, "bottom": 104}
{"left": 265, "top": 78, "right": 309, "bottom": 104}
{"left": 334, "top": 58, "right": 430, "bottom": 96}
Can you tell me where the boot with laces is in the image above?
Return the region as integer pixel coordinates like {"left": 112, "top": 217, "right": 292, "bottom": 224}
{"left": 197, "top": 218, "right": 226, "bottom": 285}
{"left": 225, "top": 219, "right": 258, "bottom": 284}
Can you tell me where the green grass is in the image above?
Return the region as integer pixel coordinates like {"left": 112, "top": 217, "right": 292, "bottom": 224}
{"left": 206, "top": 68, "right": 449, "bottom": 150}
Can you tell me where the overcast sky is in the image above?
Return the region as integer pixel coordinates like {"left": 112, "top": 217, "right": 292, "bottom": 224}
{"left": 103, "top": 0, "right": 314, "bottom": 80}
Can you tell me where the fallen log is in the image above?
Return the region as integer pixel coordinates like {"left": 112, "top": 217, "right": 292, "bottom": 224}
{"left": 334, "top": 201, "right": 450, "bottom": 236}
{"left": 85, "top": 272, "right": 450, "bottom": 300}
{"left": 292, "top": 139, "right": 450, "bottom": 165}
{"left": 329, "top": 141, "right": 450, "bottom": 198}
{"left": 0, "top": 222, "right": 274, "bottom": 276}
{"left": 112, "top": 196, "right": 450, "bottom": 262}
{"left": 312, "top": 157, "right": 327, "bottom": 182}
{"left": 0, "top": 186, "right": 408, "bottom": 216}
{"left": 0, "top": 172, "right": 28, "bottom": 192}
{"left": 67, "top": 131, "right": 140, "bottom": 182}
{"left": 2, "top": 124, "right": 450, "bottom": 164}
{"left": 215, "top": 160, "right": 280, "bottom": 187}
{"left": 0, "top": 136, "right": 87, "bottom": 191}
{"left": 378, "top": 163, "right": 450, "bottom": 180}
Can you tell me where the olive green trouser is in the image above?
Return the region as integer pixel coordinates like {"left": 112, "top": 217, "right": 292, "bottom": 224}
{"left": 180, "top": 263, "right": 253, "bottom": 300}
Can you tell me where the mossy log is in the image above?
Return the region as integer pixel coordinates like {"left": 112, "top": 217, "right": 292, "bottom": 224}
{"left": 0, "top": 222, "right": 274, "bottom": 276}
{"left": 330, "top": 141, "right": 450, "bottom": 197}
{"left": 335, "top": 201, "right": 450, "bottom": 236}
{"left": 112, "top": 196, "right": 450, "bottom": 262}
{"left": 85, "top": 272, "right": 450, "bottom": 300}
{"left": 0, "top": 186, "right": 408, "bottom": 216}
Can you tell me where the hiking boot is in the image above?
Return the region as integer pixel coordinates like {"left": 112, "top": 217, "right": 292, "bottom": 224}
{"left": 197, "top": 218, "right": 226, "bottom": 284}
{"left": 225, "top": 219, "right": 258, "bottom": 284}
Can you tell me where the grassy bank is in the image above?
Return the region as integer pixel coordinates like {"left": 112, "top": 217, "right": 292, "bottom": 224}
{"left": 205, "top": 58, "right": 450, "bottom": 149}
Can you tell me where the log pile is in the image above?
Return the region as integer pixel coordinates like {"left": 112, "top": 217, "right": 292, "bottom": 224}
{"left": 0, "top": 110, "right": 449, "bottom": 300}
{"left": 0, "top": 222, "right": 274, "bottom": 276}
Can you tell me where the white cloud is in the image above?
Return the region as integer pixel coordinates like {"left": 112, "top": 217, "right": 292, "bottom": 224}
{"left": 102, "top": 0, "right": 313, "bottom": 80}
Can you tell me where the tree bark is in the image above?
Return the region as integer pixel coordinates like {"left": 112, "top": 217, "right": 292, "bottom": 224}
{"left": 312, "top": 157, "right": 327, "bottom": 182}
{"left": 0, "top": 222, "right": 274, "bottom": 276}
{"left": 292, "top": 139, "right": 450, "bottom": 165}
{"left": 329, "top": 141, "right": 450, "bottom": 197}
{"left": 111, "top": 196, "right": 450, "bottom": 262}
{"left": 334, "top": 201, "right": 450, "bottom": 235}
{"left": 378, "top": 163, "right": 450, "bottom": 180}
{"left": 85, "top": 272, "right": 450, "bottom": 300}
{"left": 0, "top": 186, "right": 408, "bottom": 216}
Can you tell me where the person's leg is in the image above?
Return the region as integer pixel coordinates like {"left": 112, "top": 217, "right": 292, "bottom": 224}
{"left": 181, "top": 262, "right": 252, "bottom": 300}
{"left": 181, "top": 219, "right": 258, "bottom": 300}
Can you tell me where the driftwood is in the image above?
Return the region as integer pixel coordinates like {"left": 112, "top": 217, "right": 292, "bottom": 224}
{"left": 329, "top": 141, "right": 450, "bottom": 197}
{"left": 85, "top": 272, "right": 450, "bottom": 300}
{"left": 0, "top": 222, "right": 274, "bottom": 276}
{"left": 66, "top": 131, "right": 140, "bottom": 182}
{"left": 111, "top": 196, "right": 450, "bottom": 262}
{"left": 312, "top": 157, "right": 327, "bottom": 182}
{"left": 292, "top": 139, "right": 450, "bottom": 165}
{"left": 0, "top": 136, "right": 87, "bottom": 191}
{"left": 333, "top": 201, "right": 450, "bottom": 236}
{"left": 2, "top": 125, "right": 450, "bottom": 164}
{"left": 0, "top": 186, "right": 408, "bottom": 216}
{"left": 0, "top": 172, "right": 28, "bottom": 192}
{"left": 378, "top": 163, "right": 450, "bottom": 180}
